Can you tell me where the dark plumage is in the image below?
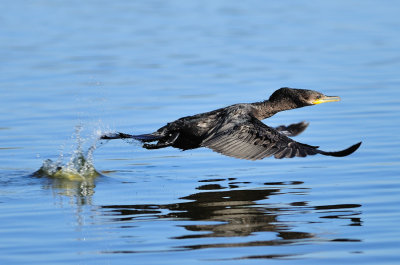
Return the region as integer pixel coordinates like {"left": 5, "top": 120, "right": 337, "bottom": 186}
{"left": 101, "top": 87, "right": 361, "bottom": 160}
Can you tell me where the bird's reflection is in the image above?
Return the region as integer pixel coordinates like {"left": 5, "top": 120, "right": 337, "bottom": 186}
{"left": 32, "top": 170, "right": 363, "bottom": 258}
{"left": 100, "top": 178, "right": 362, "bottom": 251}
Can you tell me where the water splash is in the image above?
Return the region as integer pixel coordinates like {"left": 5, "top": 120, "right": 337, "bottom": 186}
{"left": 34, "top": 125, "right": 102, "bottom": 181}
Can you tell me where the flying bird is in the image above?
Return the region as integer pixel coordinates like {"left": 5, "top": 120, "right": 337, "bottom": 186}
{"left": 100, "top": 87, "right": 361, "bottom": 160}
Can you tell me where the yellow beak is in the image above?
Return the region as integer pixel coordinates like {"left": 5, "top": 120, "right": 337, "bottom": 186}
{"left": 312, "top": 95, "right": 341, "bottom": 105}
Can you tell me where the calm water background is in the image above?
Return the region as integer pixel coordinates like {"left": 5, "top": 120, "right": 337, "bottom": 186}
{"left": 1, "top": 1, "right": 400, "bottom": 264}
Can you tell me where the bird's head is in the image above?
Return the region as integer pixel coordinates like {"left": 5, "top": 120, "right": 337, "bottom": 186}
{"left": 269, "top": 87, "right": 341, "bottom": 108}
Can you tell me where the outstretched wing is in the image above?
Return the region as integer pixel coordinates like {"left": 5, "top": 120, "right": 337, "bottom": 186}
{"left": 274, "top": 121, "right": 309, "bottom": 137}
{"left": 201, "top": 116, "right": 361, "bottom": 160}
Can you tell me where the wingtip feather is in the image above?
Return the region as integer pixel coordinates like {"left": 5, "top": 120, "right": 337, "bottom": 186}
{"left": 318, "top": 141, "right": 362, "bottom": 157}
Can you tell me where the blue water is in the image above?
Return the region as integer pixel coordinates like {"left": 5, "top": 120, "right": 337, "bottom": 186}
{"left": 1, "top": 1, "right": 400, "bottom": 264}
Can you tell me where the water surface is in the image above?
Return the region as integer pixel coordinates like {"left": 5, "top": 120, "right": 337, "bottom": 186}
{"left": 1, "top": 1, "right": 400, "bottom": 264}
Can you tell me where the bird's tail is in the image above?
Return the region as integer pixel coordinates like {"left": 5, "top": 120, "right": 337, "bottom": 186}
{"left": 99, "top": 132, "right": 162, "bottom": 142}
{"left": 317, "top": 142, "right": 362, "bottom": 157}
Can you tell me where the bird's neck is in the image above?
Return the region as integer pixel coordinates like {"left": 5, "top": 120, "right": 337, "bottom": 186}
{"left": 251, "top": 100, "right": 298, "bottom": 120}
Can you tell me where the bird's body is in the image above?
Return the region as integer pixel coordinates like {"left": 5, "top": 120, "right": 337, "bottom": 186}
{"left": 101, "top": 87, "right": 361, "bottom": 160}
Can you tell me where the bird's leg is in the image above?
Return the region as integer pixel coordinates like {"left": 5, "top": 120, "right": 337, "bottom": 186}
{"left": 143, "top": 132, "right": 180, "bottom": 149}
{"left": 100, "top": 132, "right": 162, "bottom": 142}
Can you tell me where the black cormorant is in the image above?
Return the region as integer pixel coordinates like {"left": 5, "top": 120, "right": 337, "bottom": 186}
{"left": 101, "top": 87, "right": 361, "bottom": 160}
